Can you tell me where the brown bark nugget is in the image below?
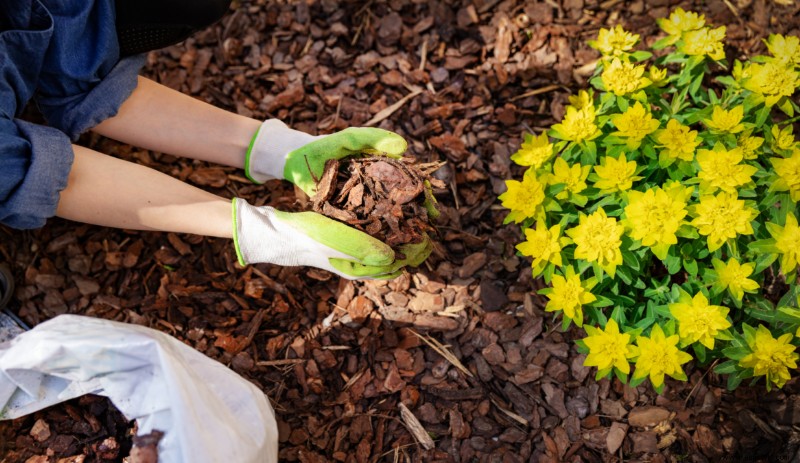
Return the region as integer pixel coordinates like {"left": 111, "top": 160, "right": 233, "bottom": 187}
{"left": 311, "top": 156, "right": 445, "bottom": 257}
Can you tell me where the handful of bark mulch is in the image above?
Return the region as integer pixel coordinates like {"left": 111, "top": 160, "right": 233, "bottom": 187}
{"left": 311, "top": 156, "right": 445, "bottom": 256}
{"left": 0, "top": 394, "right": 162, "bottom": 463}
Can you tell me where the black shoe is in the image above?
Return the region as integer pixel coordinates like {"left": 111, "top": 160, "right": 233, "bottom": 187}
{"left": 0, "top": 263, "right": 13, "bottom": 311}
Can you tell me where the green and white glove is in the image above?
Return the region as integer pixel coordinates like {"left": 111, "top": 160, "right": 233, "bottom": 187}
{"left": 232, "top": 198, "right": 432, "bottom": 280}
{"left": 244, "top": 119, "right": 408, "bottom": 195}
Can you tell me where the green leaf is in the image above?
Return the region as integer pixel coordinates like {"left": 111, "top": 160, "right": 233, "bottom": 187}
{"left": 591, "top": 295, "right": 615, "bottom": 308}
{"left": 727, "top": 372, "right": 744, "bottom": 390}
{"left": 630, "top": 51, "right": 654, "bottom": 62}
{"left": 665, "top": 252, "right": 682, "bottom": 275}
{"left": 654, "top": 37, "right": 679, "bottom": 52}
{"left": 778, "top": 97, "right": 795, "bottom": 117}
{"left": 617, "top": 96, "right": 629, "bottom": 113}
{"left": 693, "top": 343, "right": 707, "bottom": 364}
{"left": 748, "top": 239, "right": 778, "bottom": 254}
{"left": 621, "top": 249, "right": 641, "bottom": 272}
{"left": 613, "top": 368, "right": 629, "bottom": 384}
{"left": 778, "top": 285, "right": 800, "bottom": 309}
{"left": 683, "top": 257, "right": 698, "bottom": 276}
{"left": 754, "top": 253, "right": 778, "bottom": 274}
{"left": 722, "top": 346, "right": 750, "bottom": 360}
{"left": 634, "top": 316, "right": 656, "bottom": 330}
{"left": 714, "top": 360, "right": 739, "bottom": 374}
{"left": 689, "top": 71, "right": 706, "bottom": 100}
{"left": 616, "top": 266, "right": 633, "bottom": 285}
{"left": 755, "top": 105, "right": 771, "bottom": 127}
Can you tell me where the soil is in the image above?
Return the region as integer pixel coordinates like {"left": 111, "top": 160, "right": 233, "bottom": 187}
{"left": 0, "top": 395, "right": 133, "bottom": 463}
{"left": 3, "top": 0, "right": 800, "bottom": 462}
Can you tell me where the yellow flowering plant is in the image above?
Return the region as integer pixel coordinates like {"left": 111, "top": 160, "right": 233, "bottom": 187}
{"left": 502, "top": 10, "right": 800, "bottom": 392}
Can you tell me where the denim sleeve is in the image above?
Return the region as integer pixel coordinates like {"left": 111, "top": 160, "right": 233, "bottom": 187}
{"left": 0, "top": 0, "right": 74, "bottom": 229}
{"left": 0, "top": 118, "right": 73, "bottom": 229}
{"left": 34, "top": 0, "right": 145, "bottom": 139}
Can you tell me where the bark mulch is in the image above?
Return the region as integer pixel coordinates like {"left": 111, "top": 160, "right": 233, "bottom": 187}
{"left": 3, "top": 0, "right": 800, "bottom": 462}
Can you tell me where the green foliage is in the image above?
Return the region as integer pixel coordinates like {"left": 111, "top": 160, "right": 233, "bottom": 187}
{"left": 501, "top": 9, "right": 800, "bottom": 391}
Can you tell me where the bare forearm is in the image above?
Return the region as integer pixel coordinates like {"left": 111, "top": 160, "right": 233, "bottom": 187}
{"left": 92, "top": 76, "right": 260, "bottom": 168}
{"left": 56, "top": 145, "right": 233, "bottom": 238}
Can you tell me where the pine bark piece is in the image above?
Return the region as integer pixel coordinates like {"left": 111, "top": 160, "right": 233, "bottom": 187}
{"left": 311, "top": 156, "right": 444, "bottom": 251}
{"left": 398, "top": 403, "right": 435, "bottom": 450}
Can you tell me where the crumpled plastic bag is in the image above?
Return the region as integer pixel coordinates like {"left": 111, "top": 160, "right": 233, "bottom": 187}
{"left": 0, "top": 314, "right": 278, "bottom": 463}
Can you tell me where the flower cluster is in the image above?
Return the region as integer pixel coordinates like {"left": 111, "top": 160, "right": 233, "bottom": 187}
{"left": 503, "top": 10, "right": 800, "bottom": 392}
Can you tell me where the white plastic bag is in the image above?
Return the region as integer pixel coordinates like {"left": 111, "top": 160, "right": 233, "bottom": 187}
{"left": 0, "top": 314, "right": 278, "bottom": 463}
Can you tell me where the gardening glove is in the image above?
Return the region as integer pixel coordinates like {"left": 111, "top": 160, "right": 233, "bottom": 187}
{"left": 232, "top": 198, "right": 433, "bottom": 280}
{"left": 244, "top": 120, "right": 408, "bottom": 196}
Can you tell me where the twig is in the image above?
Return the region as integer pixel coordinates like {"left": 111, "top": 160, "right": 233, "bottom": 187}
{"left": 683, "top": 359, "right": 720, "bottom": 408}
{"left": 508, "top": 84, "right": 563, "bottom": 102}
{"left": 409, "top": 329, "right": 473, "bottom": 378}
{"left": 255, "top": 358, "right": 304, "bottom": 366}
{"left": 721, "top": 0, "right": 742, "bottom": 20}
{"left": 304, "top": 154, "right": 320, "bottom": 184}
{"left": 365, "top": 87, "right": 423, "bottom": 127}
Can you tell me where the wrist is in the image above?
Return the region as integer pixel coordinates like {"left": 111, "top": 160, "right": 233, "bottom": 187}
{"left": 245, "top": 119, "right": 318, "bottom": 184}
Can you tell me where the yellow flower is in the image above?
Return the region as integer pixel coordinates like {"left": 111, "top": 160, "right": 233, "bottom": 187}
{"left": 743, "top": 60, "right": 800, "bottom": 106}
{"left": 543, "top": 266, "right": 596, "bottom": 327}
{"left": 511, "top": 132, "right": 554, "bottom": 168}
{"left": 771, "top": 149, "right": 800, "bottom": 202}
{"left": 592, "top": 153, "right": 641, "bottom": 194}
{"left": 568, "top": 90, "right": 593, "bottom": 110}
{"left": 517, "top": 221, "right": 568, "bottom": 277}
{"left": 772, "top": 125, "right": 797, "bottom": 152}
{"left": 739, "top": 325, "right": 798, "bottom": 390}
{"left": 680, "top": 26, "right": 726, "bottom": 61}
{"left": 669, "top": 292, "right": 732, "bottom": 349}
{"left": 631, "top": 324, "right": 693, "bottom": 389}
{"left": 649, "top": 66, "right": 668, "bottom": 86}
{"left": 765, "top": 34, "right": 800, "bottom": 67}
{"left": 601, "top": 59, "right": 651, "bottom": 96}
{"left": 583, "top": 319, "right": 636, "bottom": 375}
{"left": 690, "top": 192, "right": 757, "bottom": 252}
{"left": 696, "top": 143, "right": 757, "bottom": 194}
{"left": 655, "top": 119, "right": 701, "bottom": 164}
{"left": 658, "top": 8, "right": 706, "bottom": 40}
{"left": 551, "top": 106, "right": 602, "bottom": 143}
{"left": 738, "top": 132, "right": 765, "bottom": 160}
{"left": 766, "top": 212, "right": 800, "bottom": 275}
{"left": 703, "top": 105, "right": 745, "bottom": 134}
{"left": 566, "top": 208, "right": 624, "bottom": 277}
{"left": 624, "top": 185, "right": 692, "bottom": 259}
{"left": 611, "top": 101, "right": 660, "bottom": 150}
{"left": 547, "top": 157, "right": 591, "bottom": 200}
{"left": 589, "top": 25, "right": 640, "bottom": 56}
{"left": 711, "top": 258, "right": 759, "bottom": 301}
{"left": 499, "top": 168, "right": 545, "bottom": 223}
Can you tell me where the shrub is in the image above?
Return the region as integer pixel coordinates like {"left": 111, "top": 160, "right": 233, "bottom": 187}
{"left": 501, "top": 8, "right": 800, "bottom": 392}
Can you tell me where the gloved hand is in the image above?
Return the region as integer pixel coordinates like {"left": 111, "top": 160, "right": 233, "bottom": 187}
{"left": 244, "top": 120, "right": 408, "bottom": 195}
{"left": 233, "top": 198, "right": 432, "bottom": 280}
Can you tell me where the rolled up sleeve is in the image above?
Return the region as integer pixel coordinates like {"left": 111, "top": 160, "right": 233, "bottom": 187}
{"left": 0, "top": 117, "right": 73, "bottom": 229}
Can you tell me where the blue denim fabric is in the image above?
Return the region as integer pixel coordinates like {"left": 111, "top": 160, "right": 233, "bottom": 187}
{"left": 0, "top": 0, "right": 144, "bottom": 229}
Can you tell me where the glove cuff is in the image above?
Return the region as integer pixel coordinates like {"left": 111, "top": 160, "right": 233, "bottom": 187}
{"left": 232, "top": 198, "right": 248, "bottom": 266}
{"left": 244, "top": 119, "right": 319, "bottom": 184}
{"left": 233, "top": 198, "right": 283, "bottom": 267}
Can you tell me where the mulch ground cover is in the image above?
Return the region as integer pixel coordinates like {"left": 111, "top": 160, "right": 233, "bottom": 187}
{"left": 3, "top": 0, "right": 800, "bottom": 461}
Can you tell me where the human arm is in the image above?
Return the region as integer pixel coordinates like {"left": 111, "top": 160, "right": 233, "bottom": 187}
{"left": 91, "top": 77, "right": 408, "bottom": 195}
{"left": 55, "top": 147, "right": 422, "bottom": 279}
{"left": 55, "top": 145, "right": 233, "bottom": 237}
